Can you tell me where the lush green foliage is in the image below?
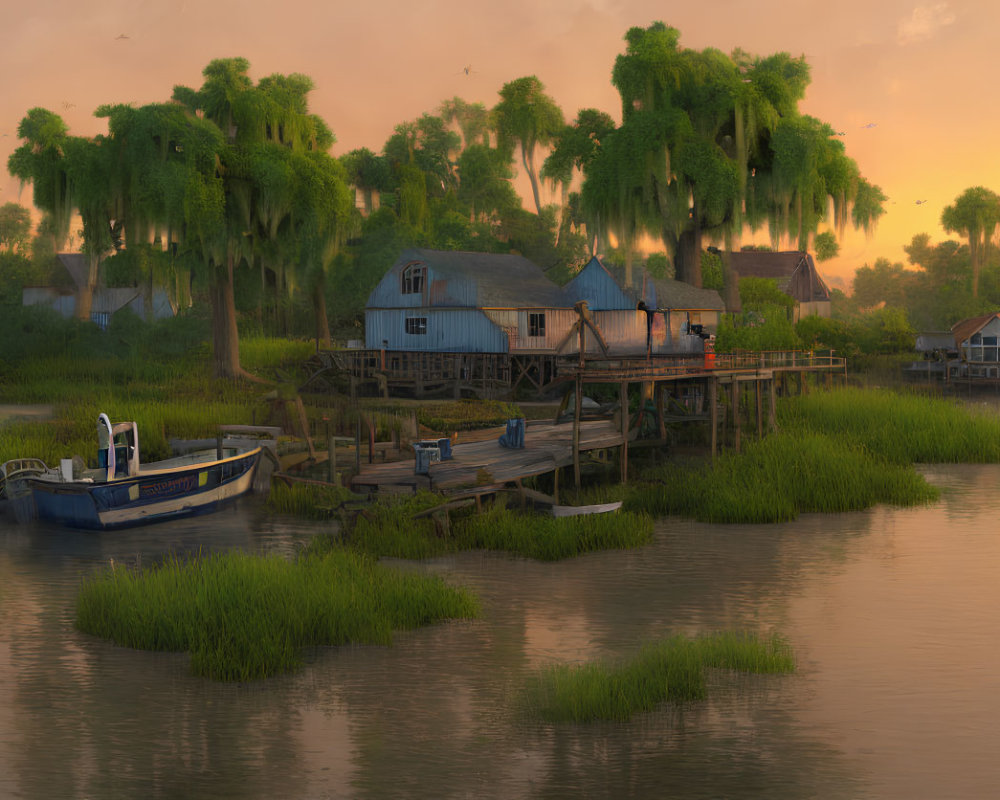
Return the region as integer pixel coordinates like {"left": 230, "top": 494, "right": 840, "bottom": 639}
{"left": 524, "top": 632, "right": 795, "bottom": 722}
{"left": 75, "top": 548, "right": 480, "bottom": 681}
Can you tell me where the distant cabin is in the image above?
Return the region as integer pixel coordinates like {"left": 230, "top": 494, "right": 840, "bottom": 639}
{"left": 563, "top": 257, "right": 723, "bottom": 356}
{"left": 365, "top": 248, "right": 576, "bottom": 354}
{"left": 727, "top": 251, "right": 831, "bottom": 320}
{"left": 22, "top": 253, "right": 174, "bottom": 329}
{"left": 951, "top": 313, "right": 1000, "bottom": 379}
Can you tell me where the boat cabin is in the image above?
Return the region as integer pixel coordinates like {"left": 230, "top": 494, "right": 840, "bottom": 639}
{"left": 97, "top": 414, "right": 140, "bottom": 480}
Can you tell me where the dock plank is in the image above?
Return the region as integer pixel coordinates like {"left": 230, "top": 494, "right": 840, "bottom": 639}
{"left": 351, "top": 419, "right": 623, "bottom": 494}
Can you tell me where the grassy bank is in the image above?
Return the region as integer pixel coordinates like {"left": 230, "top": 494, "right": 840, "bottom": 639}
{"left": 523, "top": 632, "right": 795, "bottom": 723}
{"left": 75, "top": 547, "right": 480, "bottom": 681}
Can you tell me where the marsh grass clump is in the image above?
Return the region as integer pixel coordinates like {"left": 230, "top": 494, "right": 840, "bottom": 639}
{"left": 627, "top": 430, "right": 939, "bottom": 524}
{"left": 456, "top": 501, "right": 654, "bottom": 561}
{"left": 524, "top": 632, "right": 795, "bottom": 723}
{"left": 331, "top": 492, "right": 654, "bottom": 561}
{"left": 266, "top": 481, "right": 360, "bottom": 519}
{"left": 780, "top": 387, "right": 1000, "bottom": 464}
{"left": 75, "top": 548, "right": 480, "bottom": 681}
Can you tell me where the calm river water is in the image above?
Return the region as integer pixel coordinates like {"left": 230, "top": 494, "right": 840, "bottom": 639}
{"left": 3, "top": 463, "right": 1000, "bottom": 799}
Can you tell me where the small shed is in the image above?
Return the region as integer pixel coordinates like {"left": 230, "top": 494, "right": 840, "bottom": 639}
{"left": 365, "top": 248, "right": 574, "bottom": 354}
{"left": 22, "top": 254, "right": 174, "bottom": 329}
{"left": 727, "top": 251, "right": 831, "bottom": 320}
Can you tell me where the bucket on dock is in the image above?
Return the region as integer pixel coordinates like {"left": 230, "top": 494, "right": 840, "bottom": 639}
{"left": 413, "top": 443, "right": 442, "bottom": 475}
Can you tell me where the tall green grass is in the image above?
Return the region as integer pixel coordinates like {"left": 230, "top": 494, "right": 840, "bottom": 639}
{"left": 780, "top": 387, "right": 1000, "bottom": 463}
{"left": 627, "top": 430, "right": 939, "bottom": 523}
{"left": 329, "top": 492, "right": 654, "bottom": 561}
{"left": 75, "top": 548, "right": 480, "bottom": 681}
{"left": 524, "top": 632, "right": 795, "bottom": 723}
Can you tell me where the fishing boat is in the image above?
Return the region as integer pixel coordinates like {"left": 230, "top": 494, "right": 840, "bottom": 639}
{"left": 10, "top": 413, "right": 265, "bottom": 530}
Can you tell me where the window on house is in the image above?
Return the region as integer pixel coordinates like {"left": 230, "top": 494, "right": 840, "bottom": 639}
{"left": 401, "top": 263, "right": 426, "bottom": 295}
{"left": 405, "top": 317, "right": 427, "bottom": 335}
{"left": 528, "top": 312, "right": 545, "bottom": 338}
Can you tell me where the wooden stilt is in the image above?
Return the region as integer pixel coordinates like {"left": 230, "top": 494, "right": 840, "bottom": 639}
{"left": 756, "top": 378, "right": 763, "bottom": 437}
{"left": 656, "top": 382, "right": 666, "bottom": 441}
{"left": 710, "top": 377, "right": 718, "bottom": 459}
{"left": 619, "top": 380, "right": 628, "bottom": 484}
{"left": 731, "top": 380, "right": 741, "bottom": 453}
{"left": 573, "top": 375, "right": 582, "bottom": 489}
{"left": 769, "top": 378, "right": 778, "bottom": 431}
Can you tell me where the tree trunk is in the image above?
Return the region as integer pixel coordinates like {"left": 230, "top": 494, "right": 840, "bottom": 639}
{"left": 522, "top": 144, "right": 542, "bottom": 215}
{"left": 75, "top": 252, "right": 101, "bottom": 322}
{"left": 313, "top": 278, "right": 331, "bottom": 349}
{"left": 676, "top": 227, "right": 702, "bottom": 287}
{"left": 210, "top": 255, "right": 242, "bottom": 379}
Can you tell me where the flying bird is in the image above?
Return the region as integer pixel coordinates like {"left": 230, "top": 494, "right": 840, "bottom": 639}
{"left": 115, "top": 33, "right": 129, "bottom": 40}
{"left": 459, "top": 65, "right": 475, "bottom": 76}
{"left": 915, "top": 199, "right": 927, "bottom": 205}
{"left": 62, "top": 101, "right": 75, "bottom": 110}
{"left": 861, "top": 122, "right": 877, "bottom": 129}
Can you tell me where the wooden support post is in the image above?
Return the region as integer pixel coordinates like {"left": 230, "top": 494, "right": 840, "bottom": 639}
{"left": 334, "top": 436, "right": 337, "bottom": 483}
{"left": 656, "top": 382, "right": 666, "bottom": 441}
{"left": 216, "top": 433, "right": 223, "bottom": 461}
{"left": 709, "top": 377, "right": 718, "bottom": 460}
{"left": 553, "top": 467, "right": 560, "bottom": 505}
{"left": 619, "top": 380, "right": 628, "bottom": 484}
{"left": 769, "top": 378, "right": 778, "bottom": 431}
{"left": 756, "top": 378, "right": 763, "bottom": 437}
{"left": 573, "top": 375, "right": 582, "bottom": 489}
{"left": 731, "top": 380, "right": 741, "bottom": 453}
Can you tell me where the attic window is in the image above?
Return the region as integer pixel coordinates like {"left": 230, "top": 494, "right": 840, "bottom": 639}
{"left": 402, "top": 263, "right": 426, "bottom": 295}
{"left": 528, "top": 313, "right": 546, "bottom": 338}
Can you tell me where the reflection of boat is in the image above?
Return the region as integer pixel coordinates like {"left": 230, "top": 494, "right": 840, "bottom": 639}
{"left": 12, "top": 413, "right": 264, "bottom": 530}
{"left": 550, "top": 500, "right": 623, "bottom": 518}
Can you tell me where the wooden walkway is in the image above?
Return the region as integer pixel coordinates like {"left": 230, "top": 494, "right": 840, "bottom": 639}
{"left": 351, "top": 418, "right": 623, "bottom": 496}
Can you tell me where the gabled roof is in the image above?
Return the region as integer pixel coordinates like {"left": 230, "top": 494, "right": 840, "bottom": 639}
{"left": 646, "top": 276, "right": 725, "bottom": 311}
{"left": 728, "top": 251, "right": 831, "bottom": 303}
{"left": 396, "top": 248, "right": 568, "bottom": 308}
{"left": 951, "top": 313, "right": 1000, "bottom": 345}
{"left": 564, "top": 257, "right": 643, "bottom": 310}
{"left": 57, "top": 253, "right": 89, "bottom": 290}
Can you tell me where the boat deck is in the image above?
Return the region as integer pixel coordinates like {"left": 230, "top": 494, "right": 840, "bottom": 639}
{"left": 351, "top": 418, "right": 624, "bottom": 495}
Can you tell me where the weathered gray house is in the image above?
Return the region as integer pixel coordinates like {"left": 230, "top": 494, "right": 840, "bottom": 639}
{"left": 727, "top": 250, "right": 831, "bottom": 320}
{"left": 365, "top": 248, "right": 577, "bottom": 354}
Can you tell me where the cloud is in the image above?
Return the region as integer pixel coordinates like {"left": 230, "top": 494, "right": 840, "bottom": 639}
{"left": 897, "top": 3, "right": 956, "bottom": 45}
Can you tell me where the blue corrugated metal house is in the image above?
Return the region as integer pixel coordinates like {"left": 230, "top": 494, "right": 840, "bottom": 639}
{"left": 365, "top": 248, "right": 577, "bottom": 354}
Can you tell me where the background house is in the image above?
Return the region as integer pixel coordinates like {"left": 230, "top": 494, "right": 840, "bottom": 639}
{"left": 22, "top": 254, "right": 174, "bottom": 329}
{"left": 951, "top": 313, "right": 1000, "bottom": 379}
{"left": 727, "top": 250, "right": 831, "bottom": 320}
{"left": 365, "top": 248, "right": 575, "bottom": 354}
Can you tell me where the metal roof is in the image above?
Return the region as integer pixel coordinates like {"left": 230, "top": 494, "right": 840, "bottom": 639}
{"left": 395, "top": 248, "right": 569, "bottom": 308}
{"left": 951, "top": 313, "right": 1000, "bottom": 345}
{"left": 646, "top": 276, "right": 725, "bottom": 311}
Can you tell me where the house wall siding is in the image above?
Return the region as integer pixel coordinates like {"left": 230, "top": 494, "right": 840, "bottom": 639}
{"left": 365, "top": 308, "right": 507, "bottom": 352}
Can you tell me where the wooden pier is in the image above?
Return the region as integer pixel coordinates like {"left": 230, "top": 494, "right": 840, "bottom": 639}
{"left": 348, "top": 349, "right": 847, "bottom": 499}
{"left": 351, "top": 418, "right": 624, "bottom": 502}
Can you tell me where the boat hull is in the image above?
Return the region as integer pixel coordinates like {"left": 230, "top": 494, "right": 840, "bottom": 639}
{"left": 27, "top": 448, "right": 262, "bottom": 530}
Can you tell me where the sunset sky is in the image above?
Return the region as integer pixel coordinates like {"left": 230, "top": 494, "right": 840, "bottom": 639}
{"left": 2, "top": 0, "right": 996, "bottom": 291}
